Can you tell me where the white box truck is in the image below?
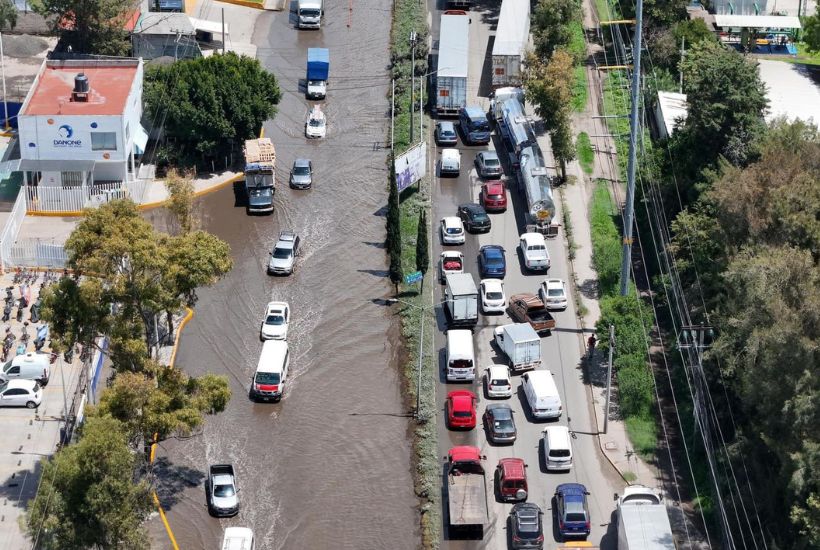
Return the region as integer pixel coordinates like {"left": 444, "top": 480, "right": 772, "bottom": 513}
{"left": 435, "top": 10, "right": 470, "bottom": 116}
{"left": 445, "top": 272, "right": 478, "bottom": 328}
{"left": 491, "top": 0, "right": 530, "bottom": 88}
{"left": 493, "top": 323, "right": 541, "bottom": 373}
{"left": 297, "top": 0, "right": 323, "bottom": 29}
{"left": 616, "top": 486, "right": 676, "bottom": 550}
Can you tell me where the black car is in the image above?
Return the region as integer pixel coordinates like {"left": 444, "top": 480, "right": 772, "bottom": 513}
{"left": 483, "top": 404, "right": 516, "bottom": 443}
{"left": 509, "top": 503, "right": 544, "bottom": 549}
{"left": 457, "top": 203, "right": 491, "bottom": 233}
{"left": 478, "top": 245, "right": 506, "bottom": 279}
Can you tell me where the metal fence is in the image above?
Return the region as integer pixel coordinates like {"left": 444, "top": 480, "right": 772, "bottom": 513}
{"left": 7, "top": 238, "right": 68, "bottom": 268}
{"left": 25, "top": 180, "right": 149, "bottom": 213}
{"left": 0, "top": 187, "right": 27, "bottom": 271}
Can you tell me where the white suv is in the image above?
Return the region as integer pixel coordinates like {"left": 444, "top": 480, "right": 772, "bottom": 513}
{"left": 539, "top": 279, "right": 567, "bottom": 310}
{"left": 519, "top": 233, "right": 550, "bottom": 271}
{"left": 260, "top": 301, "right": 290, "bottom": 340}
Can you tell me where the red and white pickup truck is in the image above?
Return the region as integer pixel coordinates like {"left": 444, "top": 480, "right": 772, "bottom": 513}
{"left": 439, "top": 251, "right": 464, "bottom": 284}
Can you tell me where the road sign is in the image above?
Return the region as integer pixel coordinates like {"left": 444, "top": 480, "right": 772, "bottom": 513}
{"left": 404, "top": 271, "right": 423, "bottom": 284}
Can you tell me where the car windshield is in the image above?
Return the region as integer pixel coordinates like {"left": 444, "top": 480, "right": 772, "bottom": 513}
{"left": 565, "top": 501, "right": 587, "bottom": 521}
{"left": 300, "top": 8, "right": 320, "bottom": 15}
{"left": 549, "top": 449, "right": 571, "bottom": 457}
{"left": 566, "top": 512, "right": 587, "bottom": 522}
{"left": 256, "top": 372, "right": 281, "bottom": 385}
{"left": 484, "top": 157, "right": 500, "bottom": 167}
{"left": 505, "top": 479, "right": 526, "bottom": 489}
{"left": 292, "top": 165, "right": 310, "bottom": 175}
{"left": 453, "top": 411, "right": 472, "bottom": 418}
{"left": 485, "top": 291, "right": 503, "bottom": 300}
{"left": 471, "top": 120, "right": 490, "bottom": 132}
{"left": 446, "top": 227, "right": 462, "bottom": 234}
{"left": 528, "top": 244, "right": 546, "bottom": 252}
{"left": 249, "top": 187, "right": 272, "bottom": 198}
{"left": 265, "top": 314, "right": 285, "bottom": 326}
{"left": 548, "top": 288, "right": 564, "bottom": 296}
{"left": 472, "top": 211, "right": 489, "bottom": 222}
{"left": 488, "top": 193, "right": 503, "bottom": 199}
{"left": 273, "top": 247, "right": 292, "bottom": 259}
{"left": 214, "top": 484, "right": 236, "bottom": 498}
{"left": 309, "top": 119, "right": 324, "bottom": 127}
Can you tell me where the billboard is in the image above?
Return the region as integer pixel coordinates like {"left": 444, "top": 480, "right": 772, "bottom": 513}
{"left": 395, "top": 142, "right": 427, "bottom": 192}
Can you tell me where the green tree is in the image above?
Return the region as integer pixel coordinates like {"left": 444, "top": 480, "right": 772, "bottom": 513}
{"left": 670, "top": 39, "right": 767, "bottom": 199}
{"left": 26, "top": 416, "right": 153, "bottom": 550}
{"left": 35, "top": 0, "right": 131, "bottom": 55}
{"left": 531, "top": 0, "right": 582, "bottom": 58}
{"left": 164, "top": 168, "right": 196, "bottom": 234}
{"left": 0, "top": 0, "right": 17, "bottom": 30}
{"left": 94, "top": 368, "right": 230, "bottom": 447}
{"left": 386, "top": 156, "right": 402, "bottom": 293}
{"left": 144, "top": 53, "right": 281, "bottom": 165}
{"left": 415, "top": 210, "right": 429, "bottom": 286}
{"left": 804, "top": 1, "right": 820, "bottom": 53}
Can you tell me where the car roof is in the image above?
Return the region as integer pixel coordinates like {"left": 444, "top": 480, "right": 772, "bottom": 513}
{"left": 480, "top": 150, "right": 499, "bottom": 160}
{"left": 441, "top": 148, "right": 460, "bottom": 159}
{"left": 4, "top": 379, "right": 37, "bottom": 390}
{"left": 481, "top": 245, "right": 504, "bottom": 254}
{"left": 293, "top": 158, "right": 311, "bottom": 167}
{"left": 498, "top": 457, "right": 526, "bottom": 477}
{"left": 484, "top": 180, "right": 505, "bottom": 191}
{"left": 557, "top": 483, "right": 588, "bottom": 499}
{"left": 486, "top": 403, "right": 513, "bottom": 418}
{"left": 464, "top": 106, "right": 486, "bottom": 118}
{"left": 520, "top": 232, "right": 546, "bottom": 244}
{"left": 481, "top": 278, "right": 503, "bottom": 290}
{"left": 486, "top": 364, "right": 509, "bottom": 377}
{"left": 438, "top": 121, "right": 455, "bottom": 131}
{"left": 265, "top": 301, "right": 288, "bottom": 313}
{"left": 442, "top": 216, "right": 462, "bottom": 227}
{"left": 545, "top": 279, "right": 564, "bottom": 288}
{"left": 459, "top": 202, "right": 484, "bottom": 213}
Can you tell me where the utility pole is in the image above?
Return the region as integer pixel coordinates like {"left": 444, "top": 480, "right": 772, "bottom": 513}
{"left": 679, "top": 37, "right": 685, "bottom": 94}
{"left": 419, "top": 77, "right": 423, "bottom": 142}
{"left": 409, "top": 31, "right": 418, "bottom": 144}
{"left": 221, "top": 8, "right": 226, "bottom": 55}
{"left": 391, "top": 79, "right": 395, "bottom": 150}
{"left": 603, "top": 324, "right": 614, "bottom": 434}
{"left": 618, "top": 0, "right": 644, "bottom": 296}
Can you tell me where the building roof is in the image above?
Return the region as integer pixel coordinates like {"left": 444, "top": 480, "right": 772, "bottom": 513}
{"left": 656, "top": 91, "right": 688, "bottom": 137}
{"left": 713, "top": 14, "right": 802, "bottom": 29}
{"left": 133, "top": 12, "right": 195, "bottom": 35}
{"left": 22, "top": 60, "right": 140, "bottom": 117}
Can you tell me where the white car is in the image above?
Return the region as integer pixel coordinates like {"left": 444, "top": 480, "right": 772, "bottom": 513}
{"left": 480, "top": 278, "right": 506, "bottom": 313}
{"left": 519, "top": 233, "right": 550, "bottom": 271}
{"left": 440, "top": 216, "right": 466, "bottom": 245}
{"left": 440, "top": 148, "right": 461, "bottom": 176}
{"left": 484, "top": 365, "right": 512, "bottom": 398}
{"left": 439, "top": 251, "right": 464, "bottom": 284}
{"left": 0, "top": 379, "right": 42, "bottom": 408}
{"left": 305, "top": 105, "right": 326, "bottom": 139}
{"left": 260, "top": 301, "right": 290, "bottom": 340}
{"left": 540, "top": 278, "right": 568, "bottom": 310}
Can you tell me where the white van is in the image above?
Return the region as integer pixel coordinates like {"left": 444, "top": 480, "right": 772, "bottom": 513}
{"left": 521, "top": 370, "right": 562, "bottom": 419}
{"left": 446, "top": 329, "right": 475, "bottom": 382}
{"left": 251, "top": 340, "right": 289, "bottom": 402}
{"left": 222, "top": 527, "right": 254, "bottom": 550}
{"left": 440, "top": 148, "right": 461, "bottom": 177}
{"left": 1, "top": 352, "right": 50, "bottom": 385}
{"left": 541, "top": 425, "right": 573, "bottom": 471}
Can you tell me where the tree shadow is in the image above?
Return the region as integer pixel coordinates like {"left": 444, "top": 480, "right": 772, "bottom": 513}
{"left": 357, "top": 269, "right": 389, "bottom": 278}
{"left": 577, "top": 278, "right": 601, "bottom": 300}
{"left": 151, "top": 456, "right": 206, "bottom": 511}
{"left": 0, "top": 459, "right": 42, "bottom": 509}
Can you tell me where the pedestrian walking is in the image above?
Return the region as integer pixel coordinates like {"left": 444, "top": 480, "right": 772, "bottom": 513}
{"left": 587, "top": 333, "right": 597, "bottom": 360}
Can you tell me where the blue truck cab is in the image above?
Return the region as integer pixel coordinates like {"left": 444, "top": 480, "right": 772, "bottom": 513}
{"left": 459, "top": 106, "right": 491, "bottom": 145}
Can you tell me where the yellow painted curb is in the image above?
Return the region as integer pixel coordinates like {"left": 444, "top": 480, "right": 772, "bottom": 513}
{"left": 149, "top": 306, "right": 193, "bottom": 550}
{"left": 216, "top": 0, "right": 265, "bottom": 9}
{"left": 26, "top": 210, "right": 86, "bottom": 217}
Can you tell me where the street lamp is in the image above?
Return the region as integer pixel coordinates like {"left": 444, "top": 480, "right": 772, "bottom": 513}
{"left": 409, "top": 31, "right": 420, "bottom": 144}
{"left": 385, "top": 296, "right": 440, "bottom": 422}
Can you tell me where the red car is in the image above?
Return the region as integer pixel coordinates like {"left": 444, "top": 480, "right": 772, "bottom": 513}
{"left": 446, "top": 390, "right": 477, "bottom": 429}
{"left": 481, "top": 180, "right": 507, "bottom": 212}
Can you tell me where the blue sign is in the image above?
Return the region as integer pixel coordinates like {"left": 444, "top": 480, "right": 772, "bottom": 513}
{"left": 404, "top": 271, "right": 423, "bottom": 284}
{"left": 54, "top": 124, "right": 82, "bottom": 148}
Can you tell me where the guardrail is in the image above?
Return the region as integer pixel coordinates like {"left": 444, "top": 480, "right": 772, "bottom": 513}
{"left": 0, "top": 187, "right": 26, "bottom": 271}
{"left": 8, "top": 238, "right": 68, "bottom": 268}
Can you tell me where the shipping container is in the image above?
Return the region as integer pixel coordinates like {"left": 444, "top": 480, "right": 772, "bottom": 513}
{"left": 491, "top": 0, "right": 530, "bottom": 88}
{"left": 436, "top": 10, "right": 470, "bottom": 116}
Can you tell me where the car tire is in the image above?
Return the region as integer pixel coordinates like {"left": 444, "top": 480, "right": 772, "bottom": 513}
{"left": 26, "top": 401, "right": 36, "bottom": 409}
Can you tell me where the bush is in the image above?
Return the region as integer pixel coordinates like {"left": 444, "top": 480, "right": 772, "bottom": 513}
{"left": 590, "top": 182, "right": 622, "bottom": 295}
{"left": 616, "top": 353, "right": 654, "bottom": 417}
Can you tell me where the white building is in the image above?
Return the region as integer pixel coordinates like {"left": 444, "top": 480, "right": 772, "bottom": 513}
{"left": 653, "top": 91, "right": 688, "bottom": 140}
{"left": 18, "top": 58, "right": 148, "bottom": 188}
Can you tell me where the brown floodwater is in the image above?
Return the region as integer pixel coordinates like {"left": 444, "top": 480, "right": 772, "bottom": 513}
{"left": 146, "top": 4, "right": 419, "bottom": 549}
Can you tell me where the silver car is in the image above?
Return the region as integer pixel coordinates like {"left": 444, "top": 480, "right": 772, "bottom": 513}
{"left": 289, "top": 159, "right": 313, "bottom": 189}
{"left": 475, "top": 150, "right": 503, "bottom": 178}
{"left": 267, "top": 230, "right": 300, "bottom": 275}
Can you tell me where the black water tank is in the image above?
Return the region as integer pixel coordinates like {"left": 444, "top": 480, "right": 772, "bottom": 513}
{"left": 73, "top": 73, "right": 89, "bottom": 93}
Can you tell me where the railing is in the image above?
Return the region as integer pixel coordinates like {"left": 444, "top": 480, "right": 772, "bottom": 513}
{"left": 25, "top": 180, "right": 149, "bottom": 213}
{"left": 7, "top": 238, "right": 68, "bottom": 268}
{"left": 0, "top": 187, "right": 27, "bottom": 271}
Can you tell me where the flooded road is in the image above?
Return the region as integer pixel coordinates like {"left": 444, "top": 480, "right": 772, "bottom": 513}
{"left": 148, "top": 4, "right": 418, "bottom": 549}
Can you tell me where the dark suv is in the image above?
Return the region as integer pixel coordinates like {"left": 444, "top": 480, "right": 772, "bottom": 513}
{"left": 457, "top": 203, "right": 491, "bottom": 233}
{"left": 459, "top": 106, "right": 491, "bottom": 145}
{"left": 510, "top": 502, "right": 544, "bottom": 549}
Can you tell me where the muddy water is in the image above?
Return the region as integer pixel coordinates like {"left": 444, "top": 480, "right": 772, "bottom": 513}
{"left": 148, "top": 5, "right": 418, "bottom": 550}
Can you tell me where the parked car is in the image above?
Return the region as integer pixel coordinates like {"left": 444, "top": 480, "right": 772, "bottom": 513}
{"left": 268, "top": 230, "right": 300, "bottom": 275}
{"left": 478, "top": 245, "right": 506, "bottom": 279}
{"left": 289, "top": 158, "right": 313, "bottom": 189}
{"left": 457, "top": 203, "right": 491, "bottom": 233}
{"left": 495, "top": 457, "right": 528, "bottom": 502}
{"left": 475, "top": 150, "right": 503, "bottom": 178}
{"left": 445, "top": 390, "right": 477, "bottom": 430}
{"left": 207, "top": 464, "right": 239, "bottom": 517}
{"left": 440, "top": 148, "right": 461, "bottom": 177}
{"left": 507, "top": 293, "right": 556, "bottom": 334}
{"left": 305, "top": 105, "right": 326, "bottom": 139}
{"left": 484, "top": 364, "right": 512, "bottom": 398}
{"left": 439, "top": 251, "right": 465, "bottom": 284}
{"left": 519, "top": 233, "right": 550, "bottom": 271}
{"left": 481, "top": 180, "right": 507, "bottom": 212}
{"left": 509, "top": 502, "right": 544, "bottom": 549}
{"left": 483, "top": 403, "right": 517, "bottom": 443}
{"left": 0, "top": 379, "right": 41, "bottom": 408}
{"left": 479, "top": 278, "right": 506, "bottom": 313}
{"left": 554, "top": 483, "right": 591, "bottom": 539}
{"left": 440, "top": 217, "right": 466, "bottom": 245}
{"left": 435, "top": 121, "right": 458, "bottom": 146}
{"left": 539, "top": 278, "right": 568, "bottom": 310}
{"left": 260, "top": 301, "right": 290, "bottom": 340}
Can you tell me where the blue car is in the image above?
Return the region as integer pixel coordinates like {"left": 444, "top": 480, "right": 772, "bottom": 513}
{"left": 554, "top": 483, "right": 591, "bottom": 539}
{"left": 478, "top": 245, "right": 506, "bottom": 279}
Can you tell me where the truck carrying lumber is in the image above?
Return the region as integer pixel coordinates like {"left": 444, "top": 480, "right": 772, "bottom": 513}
{"left": 243, "top": 138, "right": 276, "bottom": 214}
